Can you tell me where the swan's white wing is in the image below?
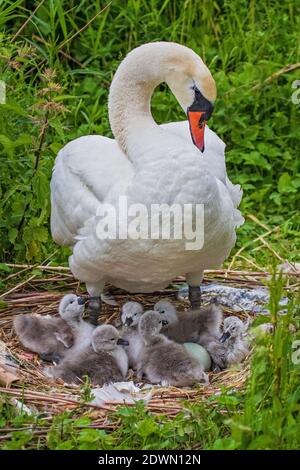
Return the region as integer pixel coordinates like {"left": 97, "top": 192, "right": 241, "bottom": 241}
{"left": 50, "top": 135, "right": 133, "bottom": 246}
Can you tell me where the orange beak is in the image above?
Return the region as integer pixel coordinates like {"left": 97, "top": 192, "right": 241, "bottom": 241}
{"left": 188, "top": 110, "right": 206, "bottom": 153}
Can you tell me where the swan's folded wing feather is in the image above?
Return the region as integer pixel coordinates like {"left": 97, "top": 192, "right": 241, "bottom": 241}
{"left": 50, "top": 135, "right": 133, "bottom": 246}
{"left": 225, "top": 176, "right": 243, "bottom": 208}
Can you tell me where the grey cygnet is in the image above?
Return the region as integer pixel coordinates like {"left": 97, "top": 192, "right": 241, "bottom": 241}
{"left": 219, "top": 316, "right": 249, "bottom": 366}
{"left": 45, "top": 324, "right": 129, "bottom": 385}
{"left": 154, "top": 299, "right": 227, "bottom": 371}
{"left": 120, "top": 301, "right": 144, "bottom": 369}
{"left": 13, "top": 293, "right": 85, "bottom": 362}
{"left": 137, "top": 311, "right": 208, "bottom": 387}
{"left": 60, "top": 294, "right": 95, "bottom": 357}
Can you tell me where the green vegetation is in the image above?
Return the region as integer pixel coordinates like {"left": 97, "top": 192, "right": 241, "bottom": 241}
{"left": 0, "top": 0, "right": 299, "bottom": 450}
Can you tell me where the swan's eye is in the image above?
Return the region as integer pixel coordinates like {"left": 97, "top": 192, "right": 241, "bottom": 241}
{"left": 160, "top": 310, "right": 165, "bottom": 314}
{"left": 192, "top": 85, "right": 201, "bottom": 96}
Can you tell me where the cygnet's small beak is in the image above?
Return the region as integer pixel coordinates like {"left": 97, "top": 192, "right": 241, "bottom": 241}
{"left": 77, "top": 296, "right": 86, "bottom": 305}
{"left": 117, "top": 338, "right": 129, "bottom": 346}
{"left": 125, "top": 317, "right": 133, "bottom": 326}
{"left": 161, "top": 320, "right": 169, "bottom": 327}
{"left": 219, "top": 331, "right": 231, "bottom": 343}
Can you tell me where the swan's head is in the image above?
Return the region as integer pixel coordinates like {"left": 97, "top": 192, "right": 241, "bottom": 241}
{"left": 139, "top": 310, "right": 168, "bottom": 339}
{"left": 109, "top": 42, "right": 216, "bottom": 153}
{"left": 59, "top": 294, "right": 85, "bottom": 323}
{"left": 92, "top": 325, "right": 129, "bottom": 352}
{"left": 121, "top": 301, "right": 144, "bottom": 327}
{"left": 154, "top": 299, "right": 178, "bottom": 326}
{"left": 163, "top": 44, "right": 216, "bottom": 152}
{"left": 219, "top": 316, "right": 245, "bottom": 342}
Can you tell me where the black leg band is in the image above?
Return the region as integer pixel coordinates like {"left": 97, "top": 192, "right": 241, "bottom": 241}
{"left": 188, "top": 285, "right": 201, "bottom": 309}
{"left": 88, "top": 296, "right": 102, "bottom": 325}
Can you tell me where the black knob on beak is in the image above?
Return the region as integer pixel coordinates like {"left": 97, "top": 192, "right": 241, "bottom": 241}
{"left": 125, "top": 317, "right": 133, "bottom": 326}
{"left": 161, "top": 320, "right": 168, "bottom": 327}
{"left": 77, "top": 296, "right": 86, "bottom": 305}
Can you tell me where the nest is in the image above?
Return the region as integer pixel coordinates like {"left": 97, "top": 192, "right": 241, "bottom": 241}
{"left": 0, "top": 264, "right": 299, "bottom": 437}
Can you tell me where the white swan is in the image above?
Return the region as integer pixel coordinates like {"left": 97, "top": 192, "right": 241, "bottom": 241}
{"left": 50, "top": 42, "right": 243, "bottom": 320}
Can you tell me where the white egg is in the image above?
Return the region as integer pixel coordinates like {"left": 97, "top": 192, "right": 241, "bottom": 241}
{"left": 183, "top": 342, "right": 212, "bottom": 371}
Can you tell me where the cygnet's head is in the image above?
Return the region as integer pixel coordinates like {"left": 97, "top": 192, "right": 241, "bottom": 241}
{"left": 59, "top": 294, "right": 85, "bottom": 323}
{"left": 154, "top": 299, "right": 177, "bottom": 326}
{"left": 139, "top": 310, "right": 168, "bottom": 340}
{"left": 121, "top": 301, "right": 144, "bottom": 327}
{"left": 92, "top": 325, "right": 129, "bottom": 352}
{"left": 219, "top": 316, "right": 245, "bottom": 342}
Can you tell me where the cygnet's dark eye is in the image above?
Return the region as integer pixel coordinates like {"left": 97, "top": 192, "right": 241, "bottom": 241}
{"left": 70, "top": 300, "right": 74, "bottom": 304}
{"left": 110, "top": 338, "right": 115, "bottom": 341}
{"left": 160, "top": 310, "right": 165, "bottom": 314}
{"left": 134, "top": 313, "right": 138, "bottom": 316}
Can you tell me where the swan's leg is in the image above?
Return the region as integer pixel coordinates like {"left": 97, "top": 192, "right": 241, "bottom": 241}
{"left": 86, "top": 281, "right": 104, "bottom": 325}
{"left": 186, "top": 271, "right": 203, "bottom": 309}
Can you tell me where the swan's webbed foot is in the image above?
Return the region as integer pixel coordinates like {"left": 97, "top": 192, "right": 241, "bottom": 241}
{"left": 88, "top": 296, "right": 102, "bottom": 325}
{"left": 188, "top": 285, "right": 201, "bottom": 309}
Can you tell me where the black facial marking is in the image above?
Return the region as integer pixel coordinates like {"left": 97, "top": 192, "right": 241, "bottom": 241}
{"left": 188, "top": 86, "right": 214, "bottom": 121}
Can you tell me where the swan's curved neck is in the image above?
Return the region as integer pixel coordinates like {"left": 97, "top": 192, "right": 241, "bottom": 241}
{"left": 108, "top": 45, "right": 167, "bottom": 158}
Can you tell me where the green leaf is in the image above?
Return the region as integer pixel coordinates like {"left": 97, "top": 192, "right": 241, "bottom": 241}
{"left": 278, "top": 173, "right": 294, "bottom": 193}
{"left": 0, "top": 263, "right": 10, "bottom": 272}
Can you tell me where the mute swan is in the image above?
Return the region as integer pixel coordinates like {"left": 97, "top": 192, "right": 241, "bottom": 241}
{"left": 59, "top": 294, "right": 95, "bottom": 354}
{"left": 137, "top": 311, "right": 208, "bottom": 386}
{"left": 51, "top": 42, "right": 243, "bottom": 323}
{"left": 45, "top": 325, "right": 129, "bottom": 385}
{"left": 154, "top": 299, "right": 227, "bottom": 370}
{"left": 219, "top": 316, "right": 249, "bottom": 366}
{"left": 13, "top": 294, "right": 85, "bottom": 362}
{"left": 120, "top": 301, "right": 144, "bottom": 369}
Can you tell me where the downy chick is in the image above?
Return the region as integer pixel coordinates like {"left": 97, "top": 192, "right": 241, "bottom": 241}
{"left": 60, "top": 294, "right": 95, "bottom": 357}
{"left": 219, "top": 316, "right": 249, "bottom": 366}
{"left": 13, "top": 294, "right": 85, "bottom": 362}
{"left": 45, "top": 325, "right": 129, "bottom": 385}
{"left": 154, "top": 299, "right": 227, "bottom": 370}
{"left": 137, "top": 311, "right": 208, "bottom": 387}
{"left": 120, "top": 301, "right": 144, "bottom": 369}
